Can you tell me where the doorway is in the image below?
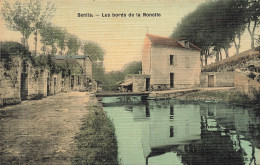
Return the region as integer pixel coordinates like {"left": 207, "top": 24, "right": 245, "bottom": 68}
{"left": 20, "top": 73, "right": 28, "bottom": 100}
{"left": 71, "top": 76, "right": 74, "bottom": 89}
{"left": 208, "top": 75, "right": 215, "bottom": 87}
{"left": 170, "top": 73, "right": 174, "bottom": 88}
{"left": 146, "top": 78, "right": 150, "bottom": 91}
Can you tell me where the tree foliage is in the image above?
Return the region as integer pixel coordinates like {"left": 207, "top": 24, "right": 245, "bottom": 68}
{"left": 171, "top": 0, "right": 247, "bottom": 65}
{"left": 122, "top": 61, "right": 142, "bottom": 74}
{"left": 0, "top": 41, "right": 32, "bottom": 69}
{"left": 66, "top": 34, "right": 81, "bottom": 55}
{"left": 1, "top": 0, "right": 56, "bottom": 51}
{"left": 81, "top": 41, "right": 104, "bottom": 61}
{"left": 245, "top": 0, "right": 260, "bottom": 48}
{"left": 1, "top": 1, "right": 34, "bottom": 47}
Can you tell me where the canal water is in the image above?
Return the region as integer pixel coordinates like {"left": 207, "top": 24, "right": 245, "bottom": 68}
{"left": 102, "top": 96, "right": 260, "bottom": 165}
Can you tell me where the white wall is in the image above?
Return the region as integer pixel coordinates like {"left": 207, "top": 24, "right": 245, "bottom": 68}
{"left": 150, "top": 45, "right": 201, "bottom": 88}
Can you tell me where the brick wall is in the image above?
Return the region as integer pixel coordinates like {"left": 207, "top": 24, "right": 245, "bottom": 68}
{"left": 235, "top": 72, "right": 260, "bottom": 100}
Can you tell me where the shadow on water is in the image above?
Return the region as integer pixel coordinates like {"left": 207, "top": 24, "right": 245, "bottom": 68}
{"left": 103, "top": 96, "right": 260, "bottom": 165}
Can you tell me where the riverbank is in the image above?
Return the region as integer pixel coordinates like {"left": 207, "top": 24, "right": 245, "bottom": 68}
{"left": 0, "top": 92, "right": 99, "bottom": 164}
{"left": 71, "top": 105, "right": 118, "bottom": 165}
{"left": 175, "top": 88, "right": 259, "bottom": 107}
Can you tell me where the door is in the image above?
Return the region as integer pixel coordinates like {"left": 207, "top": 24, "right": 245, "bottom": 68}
{"left": 71, "top": 76, "right": 74, "bottom": 89}
{"left": 146, "top": 78, "right": 150, "bottom": 91}
{"left": 20, "top": 73, "right": 28, "bottom": 100}
{"left": 170, "top": 73, "right": 174, "bottom": 88}
{"left": 208, "top": 75, "right": 214, "bottom": 87}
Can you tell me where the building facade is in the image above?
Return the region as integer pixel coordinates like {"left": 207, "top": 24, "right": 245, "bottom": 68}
{"left": 142, "top": 34, "right": 201, "bottom": 90}
{"left": 54, "top": 55, "right": 94, "bottom": 92}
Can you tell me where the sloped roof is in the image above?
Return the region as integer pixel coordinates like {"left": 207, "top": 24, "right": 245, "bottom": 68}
{"left": 146, "top": 34, "right": 201, "bottom": 51}
{"left": 54, "top": 55, "right": 89, "bottom": 60}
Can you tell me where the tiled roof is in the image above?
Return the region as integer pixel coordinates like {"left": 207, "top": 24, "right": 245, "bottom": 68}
{"left": 146, "top": 34, "right": 201, "bottom": 51}
{"left": 54, "top": 55, "right": 89, "bottom": 60}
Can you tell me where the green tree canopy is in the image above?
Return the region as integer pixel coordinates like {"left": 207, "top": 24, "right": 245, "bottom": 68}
{"left": 1, "top": 1, "right": 34, "bottom": 47}
{"left": 66, "top": 34, "right": 81, "bottom": 55}
{"left": 1, "top": 0, "right": 56, "bottom": 52}
{"left": 81, "top": 41, "right": 104, "bottom": 61}
{"left": 122, "top": 61, "right": 142, "bottom": 74}
{"left": 171, "top": 0, "right": 247, "bottom": 65}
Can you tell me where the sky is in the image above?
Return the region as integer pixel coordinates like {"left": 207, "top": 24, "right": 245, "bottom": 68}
{"left": 0, "top": 0, "right": 257, "bottom": 72}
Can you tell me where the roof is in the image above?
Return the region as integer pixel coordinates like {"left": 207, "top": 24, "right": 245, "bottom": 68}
{"left": 145, "top": 34, "right": 201, "bottom": 51}
{"left": 54, "top": 55, "right": 89, "bottom": 60}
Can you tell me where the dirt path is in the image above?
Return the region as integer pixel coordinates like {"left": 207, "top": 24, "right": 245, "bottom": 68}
{"left": 0, "top": 92, "right": 97, "bottom": 165}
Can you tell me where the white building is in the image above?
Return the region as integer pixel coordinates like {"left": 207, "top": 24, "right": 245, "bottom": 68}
{"left": 142, "top": 34, "right": 201, "bottom": 90}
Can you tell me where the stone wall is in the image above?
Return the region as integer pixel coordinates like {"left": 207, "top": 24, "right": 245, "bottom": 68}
{"left": 0, "top": 57, "right": 64, "bottom": 107}
{"left": 0, "top": 57, "right": 21, "bottom": 106}
{"left": 200, "top": 72, "right": 235, "bottom": 87}
{"left": 124, "top": 74, "right": 150, "bottom": 92}
{"left": 38, "top": 69, "right": 48, "bottom": 97}
{"left": 234, "top": 72, "right": 260, "bottom": 100}
{"left": 49, "top": 73, "right": 62, "bottom": 95}
{"left": 27, "top": 64, "right": 41, "bottom": 99}
{"left": 61, "top": 76, "right": 71, "bottom": 92}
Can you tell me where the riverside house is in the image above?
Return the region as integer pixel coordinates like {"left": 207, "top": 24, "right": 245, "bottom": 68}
{"left": 142, "top": 34, "right": 201, "bottom": 90}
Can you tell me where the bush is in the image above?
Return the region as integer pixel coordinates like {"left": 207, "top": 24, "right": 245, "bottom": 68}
{"left": 71, "top": 106, "right": 118, "bottom": 165}
{"left": 0, "top": 41, "right": 32, "bottom": 69}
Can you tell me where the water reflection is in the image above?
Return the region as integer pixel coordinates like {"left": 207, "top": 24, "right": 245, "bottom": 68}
{"left": 103, "top": 97, "right": 260, "bottom": 165}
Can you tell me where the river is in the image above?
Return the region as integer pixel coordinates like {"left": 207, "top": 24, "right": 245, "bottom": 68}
{"left": 102, "top": 96, "right": 260, "bottom": 165}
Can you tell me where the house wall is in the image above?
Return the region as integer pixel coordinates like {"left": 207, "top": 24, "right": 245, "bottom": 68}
{"left": 150, "top": 45, "right": 201, "bottom": 89}
{"left": 124, "top": 74, "right": 150, "bottom": 92}
{"left": 142, "top": 37, "right": 152, "bottom": 75}
{"left": 85, "top": 57, "right": 92, "bottom": 79}
{"left": 0, "top": 57, "right": 21, "bottom": 106}
{"left": 200, "top": 72, "right": 235, "bottom": 87}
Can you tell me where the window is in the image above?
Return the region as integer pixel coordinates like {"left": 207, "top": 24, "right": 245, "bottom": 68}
{"left": 170, "top": 55, "right": 174, "bottom": 65}
{"left": 146, "top": 106, "right": 150, "bottom": 117}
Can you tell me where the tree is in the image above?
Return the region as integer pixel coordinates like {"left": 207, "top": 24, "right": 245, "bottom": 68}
{"left": 81, "top": 41, "right": 104, "bottom": 61}
{"left": 1, "top": 1, "right": 33, "bottom": 48}
{"left": 122, "top": 61, "right": 142, "bottom": 74}
{"left": 1, "top": 0, "right": 56, "bottom": 53}
{"left": 66, "top": 34, "right": 81, "bottom": 55}
{"left": 171, "top": 0, "right": 247, "bottom": 65}
{"left": 245, "top": 0, "right": 260, "bottom": 48}
{"left": 55, "top": 27, "right": 67, "bottom": 55}
{"left": 39, "top": 23, "right": 57, "bottom": 55}
{"left": 28, "top": 0, "right": 56, "bottom": 56}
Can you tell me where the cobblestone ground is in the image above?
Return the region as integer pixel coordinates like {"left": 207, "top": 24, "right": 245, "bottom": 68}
{"left": 0, "top": 92, "right": 96, "bottom": 165}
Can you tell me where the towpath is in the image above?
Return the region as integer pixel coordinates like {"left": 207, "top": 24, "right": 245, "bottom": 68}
{"left": 0, "top": 92, "right": 96, "bottom": 165}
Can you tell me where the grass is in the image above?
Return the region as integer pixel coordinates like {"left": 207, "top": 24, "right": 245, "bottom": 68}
{"left": 71, "top": 105, "right": 118, "bottom": 165}
{"left": 180, "top": 89, "right": 254, "bottom": 105}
